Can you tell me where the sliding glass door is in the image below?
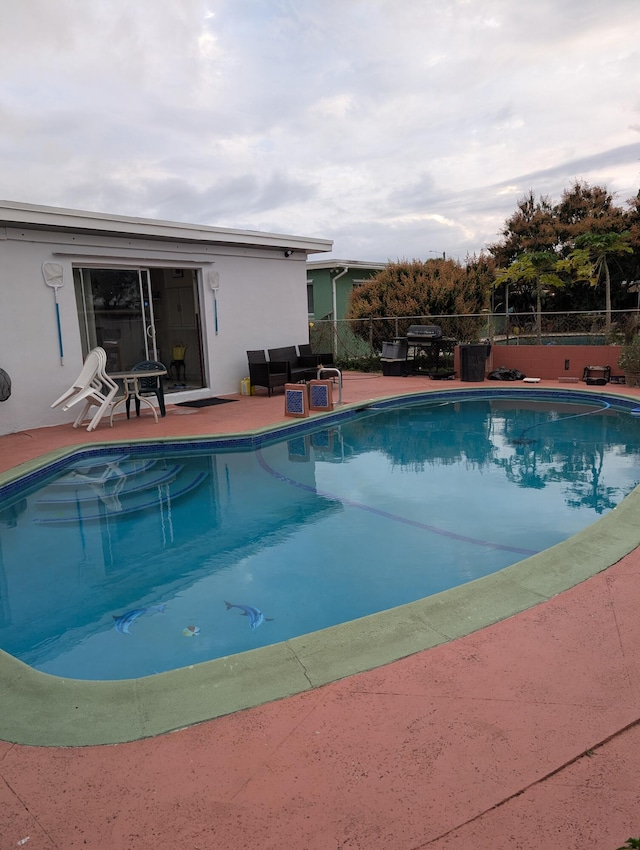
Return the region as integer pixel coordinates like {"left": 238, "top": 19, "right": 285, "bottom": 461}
{"left": 74, "top": 268, "right": 158, "bottom": 371}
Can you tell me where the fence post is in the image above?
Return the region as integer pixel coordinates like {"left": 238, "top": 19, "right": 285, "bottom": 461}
{"left": 369, "top": 319, "right": 374, "bottom": 355}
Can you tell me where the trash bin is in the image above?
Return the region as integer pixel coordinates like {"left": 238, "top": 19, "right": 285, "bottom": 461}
{"left": 381, "top": 359, "right": 406, "bottom": 376}
{"left": 459, "top": 344, "right": 488, "bottom": 382}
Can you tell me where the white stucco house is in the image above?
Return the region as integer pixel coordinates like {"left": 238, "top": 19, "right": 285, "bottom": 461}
{"left": 0, "top": 201, "right": 332, "bottom": 436}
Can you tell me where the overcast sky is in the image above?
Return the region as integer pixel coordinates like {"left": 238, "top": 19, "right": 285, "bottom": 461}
{"left": 2, "top": 0, "right": 639, "bottom": 261}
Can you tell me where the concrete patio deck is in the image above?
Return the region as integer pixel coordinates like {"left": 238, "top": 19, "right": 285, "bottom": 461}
{"left": 1, "top": 373, "right": 639, "bottom": 849}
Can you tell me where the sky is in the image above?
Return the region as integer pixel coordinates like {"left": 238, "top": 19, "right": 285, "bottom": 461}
{"left": 1, "top": 0, "right": 639, "bottom": 262}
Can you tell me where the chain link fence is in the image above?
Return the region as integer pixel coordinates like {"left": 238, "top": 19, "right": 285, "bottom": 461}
{"left": 309, "top": 310, "right": 640, "bottom": 369}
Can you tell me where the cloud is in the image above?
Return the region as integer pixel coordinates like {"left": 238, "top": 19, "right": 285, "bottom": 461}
{"left": 0, "top": 0, "right": 639, "bottom": 260}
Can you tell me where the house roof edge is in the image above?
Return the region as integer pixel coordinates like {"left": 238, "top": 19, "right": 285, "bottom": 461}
{"left": 0, "top": 200, "right": 333, "bottom": 253}
{"left": 306, "top": 259, "right": 387, "bottom": 270}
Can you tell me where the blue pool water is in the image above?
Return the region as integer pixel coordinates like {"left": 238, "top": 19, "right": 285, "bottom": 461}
{"left": 1, "top": 393, "right": 639, "bottom": 680}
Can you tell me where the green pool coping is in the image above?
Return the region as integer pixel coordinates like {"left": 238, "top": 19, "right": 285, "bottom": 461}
{"left": 2, "top": 387, "right": 640, "bottom": 747}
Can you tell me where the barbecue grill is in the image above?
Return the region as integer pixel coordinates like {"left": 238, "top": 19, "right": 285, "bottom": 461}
{"left": 406, "top": 324, "right": 442, "bottom": 342}
{"left": 402, "top": 324, "right": 456, "bottom": 377}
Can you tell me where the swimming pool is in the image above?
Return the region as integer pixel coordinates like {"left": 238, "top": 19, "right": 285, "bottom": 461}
{"left": 2, "top": 387, "right": 640, "bottom": 744}
{"left": 2, "top": 388, "right": 640, "bottom": 680}
{"left": 495, "top": 334, "right": 607, "bottom": 345}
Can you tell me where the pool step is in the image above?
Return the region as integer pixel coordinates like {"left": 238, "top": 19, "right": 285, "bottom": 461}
{"left": 36, "top": 464, "right": 184, "bottom": 504}
{"left": 33, "top": 456, "right": 208, "bottom": 524}
{"left": 47, "top": 457, "right": 158, "bottom": 486}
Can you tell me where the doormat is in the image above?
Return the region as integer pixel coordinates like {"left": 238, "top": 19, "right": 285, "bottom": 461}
{"left": 175, "top": 398, "right": 238, "bottom": 408}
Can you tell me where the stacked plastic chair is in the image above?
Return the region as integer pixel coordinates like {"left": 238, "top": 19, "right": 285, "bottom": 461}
{"left": 50, "top": 347, "right": 119, "bottom": 431}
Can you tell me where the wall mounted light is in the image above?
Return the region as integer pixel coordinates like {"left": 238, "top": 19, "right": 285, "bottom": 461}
{"left": 284, "top": 249, "right": 294, "bottom": 257}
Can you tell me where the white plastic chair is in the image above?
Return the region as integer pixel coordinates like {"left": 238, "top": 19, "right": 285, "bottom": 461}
{"left": 51, "top": 347, "right": 119, "bottom": 431}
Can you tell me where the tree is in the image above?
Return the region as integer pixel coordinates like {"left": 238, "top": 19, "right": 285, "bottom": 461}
{"left": 490, "top": 181, "right": 640, "bottom": 314}
{"left": 494, "top": 252, "right": 565, "bottom": 342}
{"left": 555, "top": 180, "right": 627, "bottom": 245}
{"left": 572, "top": 231, "right": 633, "bottom": 329}
{"left": 621, "top": 191, "right": 640, "bottom": 304}
{"left": 346, "top": 256, "right": 494, "bottom": 349}
{"left": 489, "top": 190, "right": 557, "bottom": 267}
{"left": 626, "top": 191, "right": 640, "bottom": 250}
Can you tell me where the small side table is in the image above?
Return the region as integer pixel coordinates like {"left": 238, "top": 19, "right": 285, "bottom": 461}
{"left": 108, "top": 369, "right": 167, "bottom": 425}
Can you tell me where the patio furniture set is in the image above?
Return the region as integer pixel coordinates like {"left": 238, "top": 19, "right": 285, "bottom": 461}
{"left": 50, "top": 342, "right": 334, "bottom": 431}
{"left": 246, "top": 344, "right": 334, "bottom": 396}
{"left": 51, "top": 347, "right": 167, "bottom": 431}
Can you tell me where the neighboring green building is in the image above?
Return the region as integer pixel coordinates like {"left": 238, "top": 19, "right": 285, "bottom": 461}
{"left": 306, "top": 259, "right": 387, "bottom": 359}
{"left": 306, "top": 259, "right": 387, "bottom": 321}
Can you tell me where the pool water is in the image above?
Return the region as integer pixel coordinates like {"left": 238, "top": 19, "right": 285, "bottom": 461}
{"left": 495, "top": 334, "right": 607, "bottom": 346}
{"left": 1, "top": 395, "right": 639, "bottom": 680}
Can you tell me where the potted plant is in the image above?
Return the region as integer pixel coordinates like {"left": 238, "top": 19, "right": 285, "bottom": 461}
{"left": 618, "top": 335, "right": 640, "bottom": 387}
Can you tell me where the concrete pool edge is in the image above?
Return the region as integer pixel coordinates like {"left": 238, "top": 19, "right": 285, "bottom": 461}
{"left": 2, "top": 388, "right": 640, "bottom": 747}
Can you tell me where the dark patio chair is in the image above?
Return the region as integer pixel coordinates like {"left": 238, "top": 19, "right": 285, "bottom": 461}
{"left": 247, "top": 350, "right": 288, "bottom": 396}
{"left": 126, "top": 360, "right": 167, "bottom": 418}
{"left": 297, "top": 343, "right": 334, "bottom": 368}
{"left": 268, "top": 346, "right": 318, "bottom": 382}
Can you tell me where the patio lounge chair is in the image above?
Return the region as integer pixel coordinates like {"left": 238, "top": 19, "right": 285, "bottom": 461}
{"left": 51, "top": 347, "right": 119, "bottom": 431}
{"left": 247, "top": 350, "right": 288, "bottom": 396}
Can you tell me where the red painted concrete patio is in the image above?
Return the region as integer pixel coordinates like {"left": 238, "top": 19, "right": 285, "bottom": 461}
{"left": 1, "top": 373, "right": 639, "bottom": 849}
